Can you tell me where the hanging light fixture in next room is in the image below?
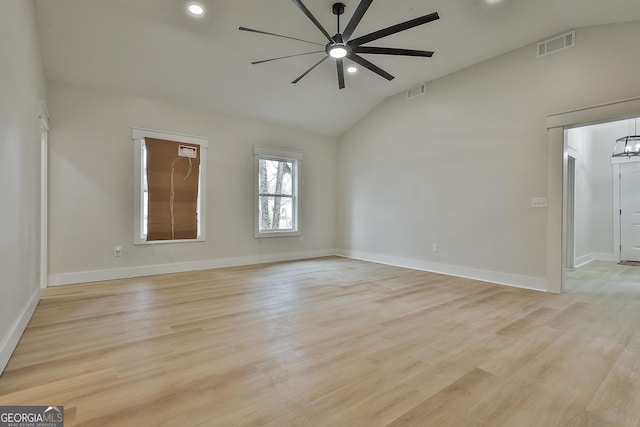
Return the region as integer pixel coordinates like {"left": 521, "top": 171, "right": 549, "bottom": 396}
{"left": 612, "top": 118, "right": 640, "bottom": 157}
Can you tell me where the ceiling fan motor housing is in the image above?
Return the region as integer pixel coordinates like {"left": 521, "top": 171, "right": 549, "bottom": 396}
{"left": 326, "top": 33, "right": 350, "bottom": 57}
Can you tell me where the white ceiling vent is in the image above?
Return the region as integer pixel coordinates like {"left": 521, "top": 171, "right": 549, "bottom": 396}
{"left": 537, "top": 30, "right": 575, "bottom": 57}
{"left": 407, "top": 84, "right": 426, "bottom": 99}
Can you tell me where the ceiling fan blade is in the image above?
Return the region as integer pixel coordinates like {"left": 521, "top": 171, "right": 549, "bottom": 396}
{"left": 291, "top": 0, "right": 335, "bottom": 43}
{"left": 292, "top": 56, "right": 329, "bottom": 84}
{"left": 239, "top": 27, "right": 325, "bottom": 46}
{"left": 342, "top": 0, "right": 373, "bottom": 42}
{"left": 252, "top": 51, "right": 325, "bottom": 65}
{"left": 348, "top": 12, "right": 439, "bottom": 47}
{"left": 353, "top": 46, "right": 434, "bottom": 57}
{"left": 337, "top": 58, "right": 345, "bottom": 89}
{"left": 348, "top": 54, "right": 394, "bottom": 80}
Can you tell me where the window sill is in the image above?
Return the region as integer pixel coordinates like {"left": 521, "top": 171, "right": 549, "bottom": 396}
{"left": 134, "top": 237, "right": 206, "bottom": 245}
{"left": 254, "top": 231, "right": 301, "bottom": 239}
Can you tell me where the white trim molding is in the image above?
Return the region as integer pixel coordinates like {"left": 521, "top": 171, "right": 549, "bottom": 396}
{"left": 0, "top": 288, "right": 41, "bottom": 375}
{"left": 48, "top": 249, "right": 337, "bottom": 286}
{"left": 48, "top": 249, "right": 550, "bottom": 292}
{"left": 253, "top": 145, "right": 303, "bottom": 161}
{"left": 337, "top": 250, "right": 547, "bottom": 292}
{"left": 547, "top": 95, "right": 640, "bottom": 130}
{"left": 574, "top": 252, "right": 618, "bottom": 268}
{"left": 132, "top": 127, "right": 208, "bottom": 148}
{"left": 613, "top": 163, "right": 621, "bottom": 263}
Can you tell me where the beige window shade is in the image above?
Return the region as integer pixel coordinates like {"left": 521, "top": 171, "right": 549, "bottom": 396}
{"left": 145, "top": 137, "right": 200, "bottom": 241}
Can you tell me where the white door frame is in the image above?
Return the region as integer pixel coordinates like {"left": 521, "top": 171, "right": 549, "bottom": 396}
{"left": 565, "top": 156, "right": 576, "bottom": 269}
{"left": 546, "top": 95, "right": 640, "bottom": 293}
{"left": 614, "top": 158, "right": 640, "bottom": 262}
{"left": 39, "top": 101, "right": 49, "bottom": 289}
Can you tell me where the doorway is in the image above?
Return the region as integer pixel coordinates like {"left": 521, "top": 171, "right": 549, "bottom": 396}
{"left": 562, "top": 115, "right": 640, "bottom": 291}
{"left": 545, "top": 95, "right": 640, "bottom": 293}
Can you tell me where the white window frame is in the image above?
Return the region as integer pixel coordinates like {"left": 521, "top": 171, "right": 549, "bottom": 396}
{"left": 132, "top": 127, "right": 208, "bottom": 245}
{"left": 254, "top": 146, "right": 302, "bottom": 238}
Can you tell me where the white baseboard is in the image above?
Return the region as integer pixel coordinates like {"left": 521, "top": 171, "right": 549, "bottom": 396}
{"left": 0, "top": 288, "right": 41, "bottom": 375}
{"left": 574, "top": 253, "right": 594, "bottom": 268}
{"left": 592, "top": 252, "right": 617, "bottom": 262}
{"left": 574, "top": 252, "right": 617, "bottom": 268}
{"left": 48, "top": 249, "right": 338, "bottom": 286}
{"left": 337, "top": 250, "right": 547, "bottom": 292}
{"left": 46, "top": 247, "right": 552, "bottom": 291}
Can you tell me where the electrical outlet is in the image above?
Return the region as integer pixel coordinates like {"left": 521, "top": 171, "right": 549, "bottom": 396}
{"left": 432, "top": 243, "right": 438, "bottom": 253}
{"left": 531, "top": 197, "right": 548, "bottom": 208}
{"left": 114, "top": 245, "right": 123, "bottom": 257}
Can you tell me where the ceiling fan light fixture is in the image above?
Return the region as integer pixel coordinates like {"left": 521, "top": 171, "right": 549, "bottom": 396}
{"left": 613, "top": 118, "right": 640, "bottom": 158}
{"left": 329, "top": 46, "right": 348, "bottom": 59}
{"left": 612, "top": 136, "right": 640, "bottom": 157}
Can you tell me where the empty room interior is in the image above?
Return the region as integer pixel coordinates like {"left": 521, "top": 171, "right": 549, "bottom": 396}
{"left": 3, "top": 0, "right": 640, "bottom": 425}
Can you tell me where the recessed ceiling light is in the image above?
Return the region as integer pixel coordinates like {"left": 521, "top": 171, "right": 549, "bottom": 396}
{"left": 485, "top": 0, "right": 503, "bottom": 4}
{"left": 187, "top": 2, "right": 205, "bottom": 17}
{"left": 346, "top": 66, "right": 358, "bottom": 74}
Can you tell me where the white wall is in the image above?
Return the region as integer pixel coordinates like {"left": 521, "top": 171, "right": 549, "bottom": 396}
{"left": 47, "top": 80, "right": 338, "bottom": 285}
{"left": 0, "top": 0, "right": 46, "bottom": 373}
{"left": 589, "top": 127, "right": 617, "bottom": 257}
{"left": 337, "top": 22, "right": 640, "bottom": 292}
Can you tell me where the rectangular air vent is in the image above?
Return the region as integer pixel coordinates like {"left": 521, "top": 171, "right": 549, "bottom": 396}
{"left": 537, "top": 30, "right": 575, "bottom": 57}
{"left": 407, "top": 84, "right": 426, "bottom": 99}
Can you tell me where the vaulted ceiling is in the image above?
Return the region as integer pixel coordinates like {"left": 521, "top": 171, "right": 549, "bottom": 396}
{"left": 34, "top": 0, "right": 640, "bottom": 136}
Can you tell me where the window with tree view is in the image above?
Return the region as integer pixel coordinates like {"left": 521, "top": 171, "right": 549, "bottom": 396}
{"left": 254, "top": 146, "right": 301, "bottom": 237}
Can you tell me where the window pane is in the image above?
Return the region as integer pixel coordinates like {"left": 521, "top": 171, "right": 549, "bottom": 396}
{"left": 259, "top": 159, "right": 293, "bottom": 196}
{"left": 259, "top": 196, "right": 294, "bottom": 231}
{"left": 143, "top": 190, "right": 148, "bottom": 236}
{"left": 144, "top": 137, "right": 200, "bottom": 241}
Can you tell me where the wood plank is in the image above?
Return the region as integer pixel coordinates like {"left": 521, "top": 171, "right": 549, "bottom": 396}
{"left": 385, "top": 368, "right": 500, "bottom": 426}
{"left": 0, "top": 257, "right": 639, "bottom": 426}
{"left": 587, "top": 349, "right": 640, "bottom": 426}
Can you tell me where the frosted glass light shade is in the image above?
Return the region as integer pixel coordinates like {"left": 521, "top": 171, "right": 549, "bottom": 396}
{"left": 329, "top": 47, "right": 348, "bottom": 59}
{"left": 612, "top": 136, "right": 640, "bottom": 157}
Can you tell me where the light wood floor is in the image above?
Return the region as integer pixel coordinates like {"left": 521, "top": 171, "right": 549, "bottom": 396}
{"left": 1, "top": 257, "right": 640, "bottom": 426}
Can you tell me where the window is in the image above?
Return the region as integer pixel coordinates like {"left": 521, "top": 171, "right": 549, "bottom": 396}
{"left": 132, "top": 128, "right": 207, "bottom": 244}
{"left": 254, "top": 146, "right": 302, "bottom": 237}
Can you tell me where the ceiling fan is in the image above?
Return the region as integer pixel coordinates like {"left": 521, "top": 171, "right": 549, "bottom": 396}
{"left": 239, "top": 0, "right": 439, "bottom": 89}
